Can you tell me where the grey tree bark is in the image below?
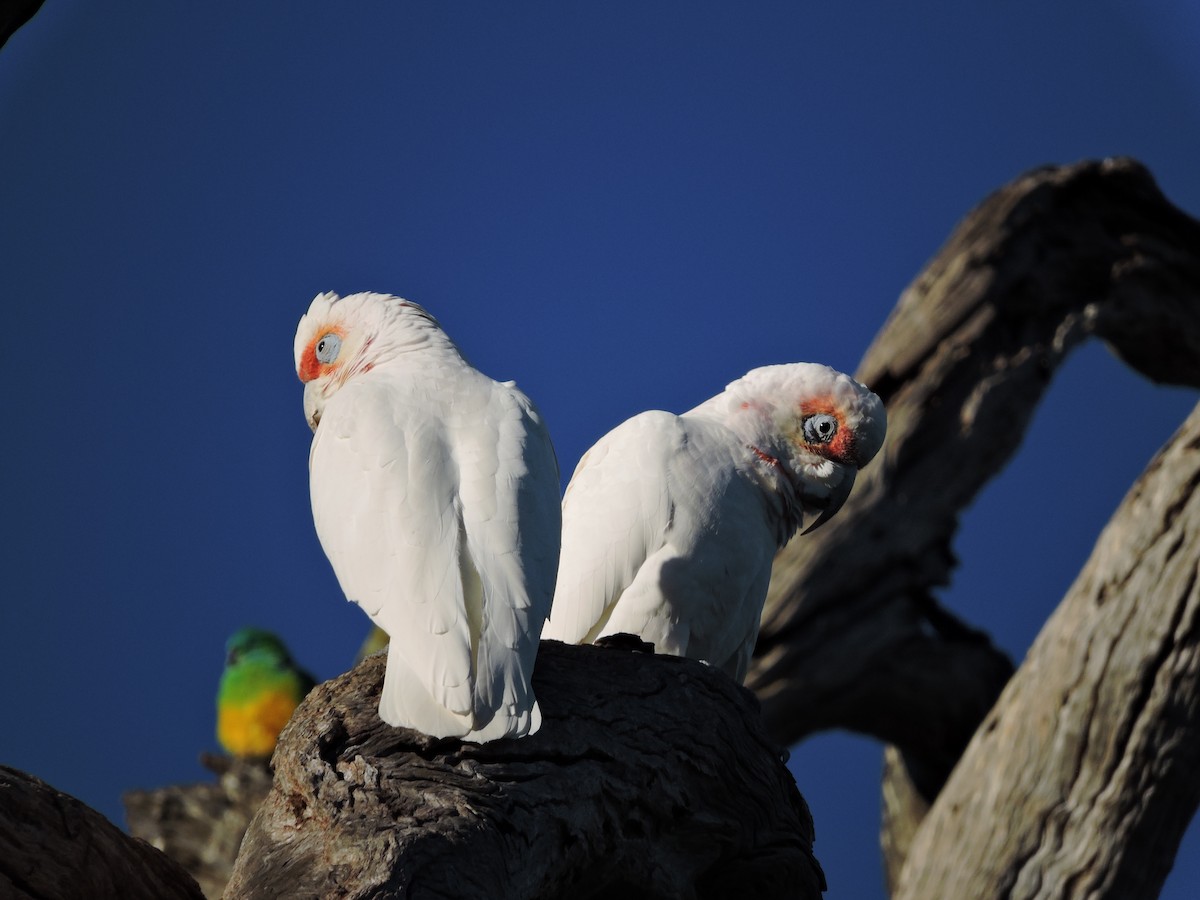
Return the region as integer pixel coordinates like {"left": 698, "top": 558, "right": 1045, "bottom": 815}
{"left": 745, "top": 157, "right": 1200, "bottom": 896}
{"left": 222, "top": 640, "right": 825, "bottom": 900}
{"left": 893, "top": 399, "right": 1200, "bottom": 898}
{"left": 124, "top": 756, "right": 274, "bottom": 900}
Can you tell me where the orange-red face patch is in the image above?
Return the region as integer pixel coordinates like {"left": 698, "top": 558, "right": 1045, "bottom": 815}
{"left": 298, "top": 325, "right": 345, "bottom": 383}
{"left": 798, "top": 397, "right": 856, "bottom": 464}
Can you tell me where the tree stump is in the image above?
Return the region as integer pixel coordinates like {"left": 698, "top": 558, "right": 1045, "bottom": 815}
{"left": 225, "top": 641, "right": 825, "bottom": 900}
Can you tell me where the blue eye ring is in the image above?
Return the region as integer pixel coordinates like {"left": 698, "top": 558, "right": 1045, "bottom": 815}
{"left": 803, "top": 413, "right": 838, "bottom": 444}
{"left": 315, "top": 332, "right": 342, "bottom": 364}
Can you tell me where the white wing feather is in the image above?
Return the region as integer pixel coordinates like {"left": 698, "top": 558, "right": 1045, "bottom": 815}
{"left": 545, "top": 410, "right": 780, "bottom": 679}
{"left": 452, "top": 379, "right": 560, "bottom": 741}
{"left": 310, "top": 366, "right": 559, "bottom": 741}
{"left": 543, "top": 411, "right": 682, "bottom": 645}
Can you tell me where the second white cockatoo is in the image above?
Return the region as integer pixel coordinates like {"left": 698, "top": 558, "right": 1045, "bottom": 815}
{"left": 295, "top": 291, "right": 561, "bottom": 742}
{"left": 543, "top": 363, "right": 885, "bottom": 683}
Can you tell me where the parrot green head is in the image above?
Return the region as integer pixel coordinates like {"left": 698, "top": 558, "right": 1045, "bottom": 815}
{"left": 217, "top": 627, "right": 316, "bottom": 758}
{"left": 224, "top": 627, "right": 292, "bottom": 669}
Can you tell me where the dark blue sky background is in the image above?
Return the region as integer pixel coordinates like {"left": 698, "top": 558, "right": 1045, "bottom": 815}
{"left": 3, "top": 3, "right": 1198, "bottom": 897}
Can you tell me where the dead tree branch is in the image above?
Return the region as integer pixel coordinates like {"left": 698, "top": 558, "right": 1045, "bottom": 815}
{"left": 744, "top": 157, "right": 1200, "bottom": 894}
{"left": 749, "top": 157, "right": 1200, "bottom": 774}
{"left": 894, "top": 400, "right": 1200, "bottom": 899}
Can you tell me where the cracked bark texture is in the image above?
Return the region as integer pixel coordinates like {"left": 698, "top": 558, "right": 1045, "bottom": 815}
{"left": 124, "top": 756, "right": 274, "bottom": 900}
{"left": 742, "top": 157, "right": 1200, "bottom": 895}
{"left": 0, "top": 766, "right": 204, "bottom": 900}
{"left": 224, "top": 641, "right": 825, "bottom": 900}
{"left": 893, "top": 400, "right": 1200, "bottom": 899}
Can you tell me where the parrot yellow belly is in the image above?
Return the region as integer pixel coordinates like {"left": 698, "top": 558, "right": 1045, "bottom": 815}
{"left": 217, "top": 689, "right": 302, "bottom": 757}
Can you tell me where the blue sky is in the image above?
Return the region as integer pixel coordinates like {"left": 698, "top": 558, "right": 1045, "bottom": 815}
{"left": 2, "top": 3, "right": 1198, "bottom": 897}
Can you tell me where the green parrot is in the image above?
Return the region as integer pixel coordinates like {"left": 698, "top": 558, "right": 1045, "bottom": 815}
{"left": 216, "top": 627, "right": 316, "bottom": 758}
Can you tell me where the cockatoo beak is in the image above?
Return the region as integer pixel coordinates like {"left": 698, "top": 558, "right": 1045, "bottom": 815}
{"left": 801, "top": 469, "right": 856, "bottom": 535}
{"left": 303, "top": 381, "right": 325, "bottom": 432}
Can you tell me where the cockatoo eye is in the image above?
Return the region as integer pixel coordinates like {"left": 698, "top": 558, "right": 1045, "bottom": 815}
{"left": 803, "top": 413, "right": 838, "bottom": 444}
{"left": 315, "top": 333, "right": 342, "bottom": 364}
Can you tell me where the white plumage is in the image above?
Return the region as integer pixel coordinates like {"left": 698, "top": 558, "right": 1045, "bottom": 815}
{"left": 295, "top": 292, "right": 560, "bottom": 742}
{"left": 543, "top": 363, "right": 885, "bottom": 682}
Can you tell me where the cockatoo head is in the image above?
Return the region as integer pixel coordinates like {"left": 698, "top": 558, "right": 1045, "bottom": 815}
{"left": 713, "top": 363, "right": 886, "bottom": 534}
{"left": 294, "top": 291, "right": 456, "bottom": 431}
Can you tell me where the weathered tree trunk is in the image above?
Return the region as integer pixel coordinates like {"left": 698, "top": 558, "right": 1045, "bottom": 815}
{"left": 0, "top": 766, "right": 205, "bottom": 900}
{"left": 743, "top": 157, "right": 1200, "bottom": 895}
{"left": 223, "top": 640, "right": 825, "bottom": 900}
{"left": 892, "top": 400, "right": 1200, "bottom": 898}
{"left": 124, "top": 756, "right": 274, "bottom": 900}
{"left": 751, "top": 158, "right": 1200, "bottom": 758}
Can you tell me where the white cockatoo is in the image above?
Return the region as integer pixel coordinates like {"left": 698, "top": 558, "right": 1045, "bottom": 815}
{"left": 295, "top": 291, "right": 561, "bottom": 742}
{"left": 543, "top": 363, "right": 885, "bottom": 683}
